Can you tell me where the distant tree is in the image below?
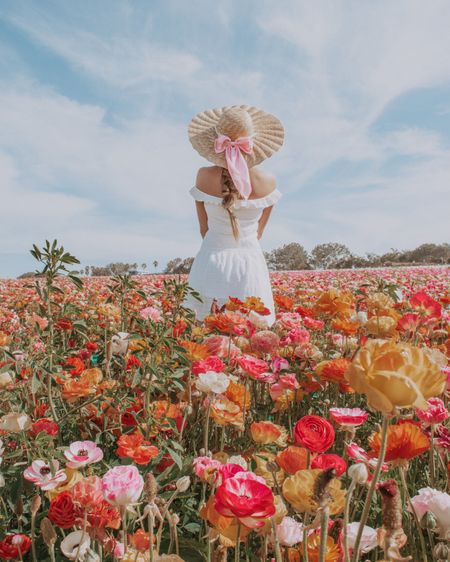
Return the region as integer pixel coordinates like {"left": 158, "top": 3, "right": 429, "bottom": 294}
{"left": 153, "top": 260, "right": 159, "bottom": 272}
{"left": 310, "top": 243, "right": 353, "bottom": 269}
{"left": 407, "top": 243, "right": 450, "bottom": 264}
{"left": 141, "top": 263, "right": 147, "bottom": 273}
{"left": 265, "top": 243, "right": 310, "bottom": 271}
{"left": 164, "top": 257, "right": 194, "bottom": 274}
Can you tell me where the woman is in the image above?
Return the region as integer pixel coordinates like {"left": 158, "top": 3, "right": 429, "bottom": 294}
{"left": 185, "top": 105, "right": 284, "bottom": 326}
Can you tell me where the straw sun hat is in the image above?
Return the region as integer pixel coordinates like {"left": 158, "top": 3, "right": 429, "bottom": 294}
{"left": 188, "top": 104, "right": 284, "bottom": 168}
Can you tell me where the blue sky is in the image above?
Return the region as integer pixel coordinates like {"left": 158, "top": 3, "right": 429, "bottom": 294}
{"left": 1, "top": 0, "right": 450, "bottom": 277}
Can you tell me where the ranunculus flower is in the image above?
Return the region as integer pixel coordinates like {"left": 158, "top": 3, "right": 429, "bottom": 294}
{"left": 30, "top": 418, "right": 59, "bottom": 436}
{"left": 196, "top": 371, "right": 230, "bottom": 394}
{"left": 70, "top": 475, "right": 104, "bottom": 510}
{"left": 416, "top": 397, "right": 449, "bottom": 425}
{"left": 191, "top": 355, "right": 225, "bottom": 375}
{"left": 0, "top": 412, "right": 32, "bottom": 432}
{"left": 346, "top": 522, "right": 377, "bottom": 553}
{"left": 237, "top": 355, "right": 270, "bottom": 380}
{"left": 369, "top": 420, "right": 429, "bottom": 465}
{"left": 344, "top": 339, "right": 446, "bottom": 415}
{"left": 282, "top": 468, "right": 345, "bottom": 515}
{"left": 139, "top": 306, "right": 162, "bottom": 322}
{"left": 311, "top": 453, "right": 347, "bottom": 476}
{"left": 410, "top": 487, "right": 450, "bottom": 538}
{"left": 250, "top": 421, "right": 287, "bottom": 446}
{"left": 116, "top": 431, "right": 159, "bottom": 465}
{"left": 23, "top": 459, "right": 67, "bottom": 490}
{"left": 276, "top": 446, "right": 310, "bottom": 475}
{"left": 0, "top": 534, "right": 31, "bottom": 560}
{"left": 64, "top": 440, "right": 104, "bottom": 468}
{"left": 214, "top": 471, "right": 275, "bottom": 528}
{"left": 193, "top": 456, "right": 222, "bottom": 480}
{"left": 60, "top": 530, "right": 91, "bottom": 561}
{"left": 102, "top": 465, "right": 144, "bottom": 506}
{"left": 250, "top": 330, "right": 280, "bottom": 354}
{"left": 48, "top": 492, "right": 78, "bottom": 528}
{"left": 203, "top": 335, "right": 240, "bottom": 358}
{"left": 277, "top": 516, "right": 304, "bottom": 547}
{"left": 269, "top": 374, "right": 300, "bottom": 400}
{"left": 329, "top": 407, "right": 368, "bottom": 428}
{"left": 294, "top": 415, "right": 335, "bottom": 453}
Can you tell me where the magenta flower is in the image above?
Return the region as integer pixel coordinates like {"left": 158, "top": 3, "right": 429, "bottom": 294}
{"left": 64, "top": 440, "right": 104, "bottom": 469}
{"left": 329, "top": 407, "right": 369, "bottom": 428}
{"left": 24, "top": 460, "right": 67, "bottom": 490}
{"left": 101, "top": 465, "right": 144, "bottom": 506}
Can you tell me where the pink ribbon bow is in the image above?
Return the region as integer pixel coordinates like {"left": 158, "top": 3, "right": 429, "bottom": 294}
{"left": 214, "top": 134, "right": 253, "bottom": 199}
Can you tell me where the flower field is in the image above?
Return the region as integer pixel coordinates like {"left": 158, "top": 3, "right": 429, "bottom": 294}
{"left": 0, "top": 244, "right": 449, "bottom": 562}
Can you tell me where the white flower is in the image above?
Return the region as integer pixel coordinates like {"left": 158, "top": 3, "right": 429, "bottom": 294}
{"left": 111, "top": 332, "right": 129, "bottom": 355}
{"left": 410, "top": 487, "right": 450, "bottom": 539}
{"left": 60, "top": 530, "right": 91, "bottom": 560}
{"left": 346, "top": 523, "right": 377, "bottom": 553}
{"left": 196, "top": 371, "right": 230, "bottom": 394}
{"left": 227, "top": 455, "right": 247, "bottom": 470}
{"left": 0, "top": 371, "right": 13, "bottom": 389}
{"left": 0, "top": 412, "right": 32, "bottom": 432}
{"left": 248, "top": 310, "right": 269, "bottom": 329}
{"left": 277, "top": 516, "right": 304, "bottom": 547}
{"left": 348, "top": 463, "right": 369, "bottom": 485}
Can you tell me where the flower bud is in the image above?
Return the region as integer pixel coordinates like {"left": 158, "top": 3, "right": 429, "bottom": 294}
{"left": 30, "top": 495, "right": 42, "bottom": 516}
{"left": 175, "top": 476, "right": 191, "bottom": 493}
{"left": 421, "top": 510, "right": 437, "bottom": 530}
{"left": 433, "top": 542, "right": 449, "bottom": 560}
{"left": 348, "top": 463, "right": 369, "bottom": 485}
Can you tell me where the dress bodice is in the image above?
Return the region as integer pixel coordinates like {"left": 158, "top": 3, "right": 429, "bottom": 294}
{"left": 189, "top": 186, "right": 282, "bottom": 241}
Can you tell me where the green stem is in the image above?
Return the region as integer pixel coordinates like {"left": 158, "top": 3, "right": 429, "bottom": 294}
{"left": 351, "top": 415, "right": 389, "bottom": 562}
{"left": 318, "top": 506, "right": 330, "bottom": 562}
{"left": 343, "top": 481, "right": 356, "bottom": 562}
{"left": 234, "top": 521, "right": 241, "bottom": 562}
{"left": 399, "top": 466, "right": 428, "bottom": 562}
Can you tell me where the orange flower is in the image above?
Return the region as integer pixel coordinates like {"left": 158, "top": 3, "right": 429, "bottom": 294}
{"left": 61, "top": 379, "right": 94, "bottom": 403}
{"left": 304, "top": 534, "right": 342, "bottom": 562}
{"left": 243, "top": 296, "right": 270, "bottom": 315}
{"left": 210, "top": 396, "right": 244, "bottom": 429}
{"left": 313, "top": 289, "right": 354, "bottom": 317}
{"left": 276, "top": 446, "right": 310, "bottom": 474}
{"left": 204, "top": 312, "right": 248, "bottom": 335}
{"left": 331, "top": 316, "right": 360, "bottom": 335}
{"left": 180, "top": 340, "right": 210, "bottom": 361}
{"left": 79, "top": 367, "right": 103, "bottom": 385}
{"left": 116, "top": 431, "right": 159, "bottom": 465}
{"left": 250, "top": 421, "right": 287, "bottom": 446}
{"left": 129, "top": 529, "right": 152, "bottom": 551}
{"left": 225, "top": 381, "right": 251, "bottom": 410}
{"left": 64, "top": 356, "right": 85, "bottom": 377}
{"left": 369, "top": 421, "right": 429, "bottom": 465}
{"left": 274, "top": 294, "right": 295, "bottom": 312}
{"left": 316, "top": 358, "right": 353, "bottom": 392}
{"left": 200, "top": 495, "right": 234, "bottom": 532}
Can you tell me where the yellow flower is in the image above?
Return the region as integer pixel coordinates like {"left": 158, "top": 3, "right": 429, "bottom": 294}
{"left": 304, "top": 534, "right": 342, "bottom": 562}
{"left": 345, "top": 339, "right": 446, "bottom": 414}
{"left": 366, "top": 292, "right": 395, "bottom": 313}
{"left": 282, "top": 469, "right": 345, "bottom": 515}
{"left": 258, "top": 495, "right": 288, "bottom": 534}
{"left": 254, "top": 451, "right": 286, "bottom": 487}
{"left": 46, "top": 468, "right": 83, "bottom": 500}
{"left": 365, "top": 315, "right": 397, "bottom": 337}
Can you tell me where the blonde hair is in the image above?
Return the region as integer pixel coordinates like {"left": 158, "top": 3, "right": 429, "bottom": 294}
{"left": 220, "top": 168, "right": 240, "bottom": 240}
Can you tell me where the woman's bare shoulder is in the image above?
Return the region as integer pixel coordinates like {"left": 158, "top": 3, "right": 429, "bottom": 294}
{"left": 195, "top": 166, "right": 222, "bottom": 196}
{"left": 249, "top": 168, "right": 277, "bottom": 197}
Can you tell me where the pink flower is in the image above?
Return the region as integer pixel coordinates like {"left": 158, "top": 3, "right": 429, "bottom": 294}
{"left": 269, "top": 374, "right": 299, "bottom": 400}
{"left": 24, "top": 460, "right": 67, "bottom": 490}
{"left": 203, "top": 335, "right": 240, "bottom": 358}
{"left": 193, "top": 456, "right": 222, "bottom": 480}
{"left": 277, "top": 516, "right": 304, "bottom": 547}
{"left": 237, "top": 355, "right": 270, "bottom": 380}
{"left": 416, "top": 398, "right": 449, "bottom": 425}
{"left": 410, "top": 487, "right": 450, "bottom": 538}
{"left": 271, "top": 357, "right": 290, "bottom": 373}
{"left": 280, "top": 328, "right": 310, "bottom": 347}
{"left": 329, "top": 407, "right": 369, "bottom": 428}
{"left": 346, "top": 442, "right": 389, "bottom": 473}
{"left": 139, "top": 306, "right": 162, "bottom": 322}
{"left": 191, "top": 356, "right": 224, "bottom": 375}
{"left": 64, "top": 440, "right": 104, "bottom": 468}
{"left": 214, "top": 471, "right": 275, "bottom": 528}
{"left": 303, "top": 316, "right": 324, "bottom": 330}
{"left": 277, "top": 313, "right": 303, "bottom": 330}
{"left": 101, "top": 465, "right": 144, "bottom": 506}
{"left": 250, "top": 330, "right": 280, "bottom": 354}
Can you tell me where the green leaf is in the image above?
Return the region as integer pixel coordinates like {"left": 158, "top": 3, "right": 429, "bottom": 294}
{"left": 166, "top": 446, "right": 183, "bottom": 470}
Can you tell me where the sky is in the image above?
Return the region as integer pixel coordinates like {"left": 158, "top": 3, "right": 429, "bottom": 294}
{"left": 1, "top": 0, "right": 450, "bottom": 277}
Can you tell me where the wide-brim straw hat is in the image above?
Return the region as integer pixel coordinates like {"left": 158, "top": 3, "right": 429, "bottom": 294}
{"left": 188, "top": 104, "right": 284, "bottom": 168}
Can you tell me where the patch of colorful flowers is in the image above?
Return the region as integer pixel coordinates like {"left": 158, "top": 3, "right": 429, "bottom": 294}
{"left": 0, "top": 246, "right": 449, "bottom": 561}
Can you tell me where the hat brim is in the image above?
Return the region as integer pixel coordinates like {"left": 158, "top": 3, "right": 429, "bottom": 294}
{"left": 188, "top": 104, "right": 284, "bottom": 168}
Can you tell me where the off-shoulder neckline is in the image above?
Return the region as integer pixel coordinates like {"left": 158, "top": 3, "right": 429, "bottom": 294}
{"left": 190, "top": 185, "right": 281, "bottom": 207}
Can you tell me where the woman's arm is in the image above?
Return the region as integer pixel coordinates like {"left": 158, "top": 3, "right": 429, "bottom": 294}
{"left": 257, "top": 206, "right": 273, "bottom": 240}
{"left": 195, "top": 201, "right": 209, "bottom": 238}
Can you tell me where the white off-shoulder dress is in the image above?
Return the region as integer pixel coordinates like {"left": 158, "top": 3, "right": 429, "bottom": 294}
{"left": 184, "top": 186, "right": 282, "bottom": 325}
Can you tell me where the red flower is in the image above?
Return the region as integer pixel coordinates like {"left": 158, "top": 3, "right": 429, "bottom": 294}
{"left": 126, "top": 355, "right": 141, "bottom": 370}
{"left": 63, "top": 356, "right": 85, "bottom": 377}
{"left": 214, "top": 471, "right": 275, "bottom": 528}
{"left": 55, "top": 318, "right": 73, "bottom": 331}
{"left": 30, "top": 418, "right": 59, "bottom": 437}
{"left": 0, "top": 535, "right": 32, "bottom": 559}
{"left": 294, "top": 415, "right": 335, "bottom": 453}
{"left": 192, "top": 355, "right": 225, "bottom": 375}
{"left": 48, "top": 492, "right": 78, "bottom": 529}
{"left": 410, "top": 290, "right": 442, "bottom": 319}
{"left": 311, "top": 453, "right": 347, "bottom": 476}
{"left": 86, "top": 342, "right": 98, "bottom": 352}
{"left": 116, "top": 431, "right": 159, "bottom": 465}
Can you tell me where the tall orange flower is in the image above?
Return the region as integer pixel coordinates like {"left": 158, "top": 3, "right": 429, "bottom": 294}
{"left": 225, "top": 381, "right": 251, "bottom": 410}
{"left": 204, "top": 312, "right": 248, "bottom": 335}
{"left": 276, "top": 446, "right": 310, "bottom": 475}
{"left": 316, "top": 358, "right": 353, "bottom": 393}
{"left": 180, "top": 340, "right": 210, "bottom": 361}
{"left": 369, "top": 421, "right": 429, "bottom": 465}
{"left": 313, "top": 289, "right": 354, "bottom": 317}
